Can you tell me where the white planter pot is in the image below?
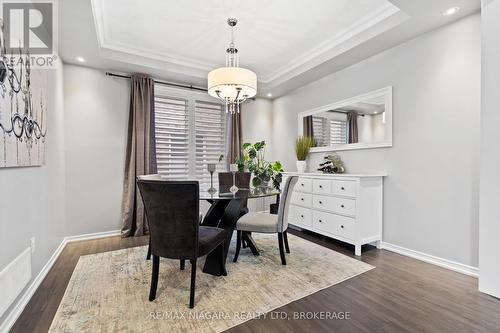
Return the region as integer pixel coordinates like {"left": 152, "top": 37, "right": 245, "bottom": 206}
{"left": 296, "top": 160, "right": 307, "bottom": 173}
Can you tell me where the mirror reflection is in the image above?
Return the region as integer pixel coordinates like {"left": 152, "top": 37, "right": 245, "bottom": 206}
{"left": 300, "top": 87, "right": 392, "bottom": 151}
{"left": 304, "top": 95, "right": 385, "bottom": 146}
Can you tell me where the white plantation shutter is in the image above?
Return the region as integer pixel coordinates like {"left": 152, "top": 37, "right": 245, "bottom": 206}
{"left": 153, "top": 86, "right": 226, "bottom": 186}
{"left": 194, "top": 100, "right": 226, "bottom": 186}
{"left": 154, "top": 95, "right": 189, "bottom": 179}
{"left": 330, "top": 119, "right": 347, "bottom": 145}
{"left": 312, "top": 116, "right": 328, "bottom": 146}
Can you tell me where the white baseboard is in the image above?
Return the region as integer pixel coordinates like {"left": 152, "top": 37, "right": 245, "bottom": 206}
{"left": 381, "top": 241, "right": 479, "bottom": 278}
{"left": 0, "top": 230, "right": 121, "bottom": 333}
{"left": 65, "top": 229, "right": 121, "bottom": 243}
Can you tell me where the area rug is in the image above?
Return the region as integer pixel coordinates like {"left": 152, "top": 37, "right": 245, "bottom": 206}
{"left": 49, "top": 233, "right": 374, "bottom": 333}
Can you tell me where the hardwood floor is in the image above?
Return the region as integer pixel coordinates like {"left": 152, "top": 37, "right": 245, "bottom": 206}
{"left": 10, "top": 230, "right": 500, "bottom": 333}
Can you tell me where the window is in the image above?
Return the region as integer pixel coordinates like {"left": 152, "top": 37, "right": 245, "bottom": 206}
{"left": 312, "top": 116, "right": 347, "bottom": 146}
{"left": 329, "top": 119, "right": 347, "bottom": 145}
{"left": 154, "top": 96, "right": 190, "bottom": 179}
{"left": 154, "top": 86, "right": 226, "bottom": 187}
{"left": 312, "top": 116, "right": 328, "bottom": 146}
{"left": 194, "top": 100, "right": 226, "bottom": 185}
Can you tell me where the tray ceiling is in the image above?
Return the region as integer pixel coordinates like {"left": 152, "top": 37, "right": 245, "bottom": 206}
{"left": 90, "top": 0, "right": 405, "bottom": 86}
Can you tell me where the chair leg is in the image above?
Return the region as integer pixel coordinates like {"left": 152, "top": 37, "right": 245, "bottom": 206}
{"left": 283, "top": 230, "right": 290, "bottom": 254}
{"left": 146, "top": 240, "right": 151, "bottom": 260}
{"left": 233, "top": 230, "right": 242, "bottom": 263}
{"left": 149, "top": 255, "right": 159, "bottom": 301}
{"left": 278, "top": 233, "right": 287, "bottom": 265}
{"left": 189, "top": 259, "right": 197, "bottom": 308}
{"left": 180, "top": 259, "right": 185, "bottom": 270}
{"left": 220, "top": 242, "right": 228, "bottom": 276}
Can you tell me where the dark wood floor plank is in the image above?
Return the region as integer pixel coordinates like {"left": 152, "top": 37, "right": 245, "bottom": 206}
{"left": 9, "top": 230, "right": 500, "bottom": 333}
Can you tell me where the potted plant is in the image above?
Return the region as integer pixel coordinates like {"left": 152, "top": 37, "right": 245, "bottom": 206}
{"left": 241, "top": 141, "right": 283, "bottom": 190}
{"left": 295, "top": 136, "right": 314, "bottom": 173}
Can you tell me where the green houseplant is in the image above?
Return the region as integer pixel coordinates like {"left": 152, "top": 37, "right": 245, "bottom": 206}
{"left": 295, "top": 136, "right": 314, "bottom": 173}
{"left": 239, "top": 141, "right": 283, "bottom": 190}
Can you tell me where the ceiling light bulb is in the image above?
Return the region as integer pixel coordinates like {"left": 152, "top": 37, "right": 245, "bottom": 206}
{"left": 76, "top": 57, "right": 86, "bottom": 63}
{"left": 443, "top": 7, "right": 460, "bottom": 16}
{"left": 267, "top": 93, "right": 272, "bottom": 98}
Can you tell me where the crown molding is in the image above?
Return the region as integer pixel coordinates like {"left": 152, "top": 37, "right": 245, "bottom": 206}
{"left": 260, "top": 3, "right": 405, "bottom": 84}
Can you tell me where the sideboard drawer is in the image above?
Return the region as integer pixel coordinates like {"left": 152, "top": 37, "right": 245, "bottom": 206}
{"left": 331, "top": 180, "right": 356, "bottom": 197}
{"left": 296, "top": 178, "right": 312, "bottom": 192}
{"left": 291, "top": 191, "right": 312, "bottom": 207}
{"left": 313, "top": 179, "right": 331, "bottom": 195}
{"left": 289, "top": 205, "right": 312, "bottom": 228}
{"left": 312, "top": 211, "right": 355, "bottom": 240}
{"left": 312, "top": 194, "right": 356, "bottom": 216}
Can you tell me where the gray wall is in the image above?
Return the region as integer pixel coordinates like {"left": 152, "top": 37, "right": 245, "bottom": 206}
{"left": 241, "top": 98, "right": 276, "bottom": 212}
{"left": 479, "top": 0, "right": 500, "bottom": 297}
{"left": 62, "top": 73, "right": 273, "bottom": 229}
{"left": 270, "top": 14, "right": 481, "bottom": 267}
{"left": 63, "top": 65, "right": 130, "bottom": 235}
{"left": 241, "top": 98, "right": 273, "bottom": 146}
{"left": 0, "top": 59, "right": 66, "bottom": 323}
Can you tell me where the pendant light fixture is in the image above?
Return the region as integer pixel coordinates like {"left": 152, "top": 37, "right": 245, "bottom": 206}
{"left": 207, "top": 18, "right": 257, "bottom": 114}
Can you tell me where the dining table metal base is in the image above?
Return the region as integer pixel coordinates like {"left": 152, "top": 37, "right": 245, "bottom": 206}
{"left": 241, "top": 232, "right": 260, "bottom": 256}
{"left": 201, "top": 198, "right": 246, "bottom": 276}
{"left": 198, "top": 188, "right": 279, "bottom": 276}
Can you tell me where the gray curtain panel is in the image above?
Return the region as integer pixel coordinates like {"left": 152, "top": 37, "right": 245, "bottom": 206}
{"left": 303, "top": 115, "right": 314, "bottom": 138}
{"left": 225, "top": 109, "right": 242, "bottom": 168}
{"left": 347, "top": 111, "right": 358, "bottom": 144}
{"left": 121, "top": 74, "right": 157, "bottom": 237}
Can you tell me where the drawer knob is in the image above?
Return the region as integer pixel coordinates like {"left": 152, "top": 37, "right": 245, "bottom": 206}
{"left": 301, "top": 183, "right": 304, "bottom": 186}
{"left": 341, "top": 225, "right": 344, "bottom": 229}
{"left": 319, "top": 201, "right": 323, "bottom": 204}
{"left": 319, "top": 219, "right": 323, "bottom": 223}
{"left": 319, "top": 185, "right": 323, "bottom": 188}
{"left": 341, "top": 186, "right": 345, "bottom": 190}
{"left": 301, "top": 215, "right": 304, "bottom": 218}
{"left": 301, "top": 198, "right": 304, "bottom": 201}
{"left": 341, "top": 204, "right": 345, "bottom": 208}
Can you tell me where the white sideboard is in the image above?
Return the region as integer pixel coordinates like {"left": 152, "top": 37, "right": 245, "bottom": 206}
{"left": 282, "top": 172, "right": 385, "bottom": 256}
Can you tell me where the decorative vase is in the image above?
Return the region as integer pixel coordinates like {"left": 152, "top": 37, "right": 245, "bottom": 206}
{"left": 229, "top": 164, "right": 239, "bottom": 193}
{"left": 251, "top": 175, "right": 270, "bottom": 189}
{"left": 207, "top": 163, "right": 217, "bottom": 194}
{"left": 296, "top": 160, "right": 307, "bottom": 173}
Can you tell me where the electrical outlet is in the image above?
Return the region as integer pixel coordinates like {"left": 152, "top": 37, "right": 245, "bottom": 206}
{"left": 30, "top": 237, "right": 36, "bottom": 254}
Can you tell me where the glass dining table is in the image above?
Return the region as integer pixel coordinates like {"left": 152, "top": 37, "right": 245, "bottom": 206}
{"left": 199, "top": 186, "right": 279, "bottom": 276}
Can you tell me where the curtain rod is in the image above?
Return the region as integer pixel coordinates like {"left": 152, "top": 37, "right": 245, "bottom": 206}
{"left": 328, "top": 109, "right": 365, "bottom": 117}
{"left": 105, "top": 72, "right": 208, "bottom": 92}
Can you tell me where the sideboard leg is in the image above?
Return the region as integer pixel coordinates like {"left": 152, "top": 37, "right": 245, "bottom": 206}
{"left": 355, "top": 244, "right": 362, "bottom": 256}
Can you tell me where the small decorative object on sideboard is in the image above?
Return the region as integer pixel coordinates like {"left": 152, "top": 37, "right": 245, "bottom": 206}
{"left": 318, "top": 154, "right": 345, "bottom": 174}
{"left": 295, "top": 136, "right": 314, "bottom": 173}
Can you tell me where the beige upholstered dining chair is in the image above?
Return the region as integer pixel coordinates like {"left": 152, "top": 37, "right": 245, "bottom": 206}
{"left": 233, "top": 176, "right": 298, "bottom": 265}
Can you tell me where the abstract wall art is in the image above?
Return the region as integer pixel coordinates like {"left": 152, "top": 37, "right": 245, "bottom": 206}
{"left": 0, "top": 27, "right": 48, "bottom": 168}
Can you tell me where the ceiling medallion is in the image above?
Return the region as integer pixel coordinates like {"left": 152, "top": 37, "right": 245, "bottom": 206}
{"left": 207, "top": 18, "right": 257, "bottom": 114}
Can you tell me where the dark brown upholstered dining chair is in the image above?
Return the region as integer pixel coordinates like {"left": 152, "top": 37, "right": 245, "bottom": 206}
{"left": 218, "top": 172, "right": 251, "bottom": 190}
{"left": 218, "top": 172, "right": 252, "bottom": 247}
{"left": 137, "top": 177, "right": 227, "bottom": 308}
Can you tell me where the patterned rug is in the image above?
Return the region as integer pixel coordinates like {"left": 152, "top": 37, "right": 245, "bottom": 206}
{"left": 49, "top": 233, "right": 374, "bottom": 332}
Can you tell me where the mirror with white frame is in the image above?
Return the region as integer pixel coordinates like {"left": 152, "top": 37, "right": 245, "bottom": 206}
{"left": 298, "top": 87, "right": 392, "bottom": 152}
